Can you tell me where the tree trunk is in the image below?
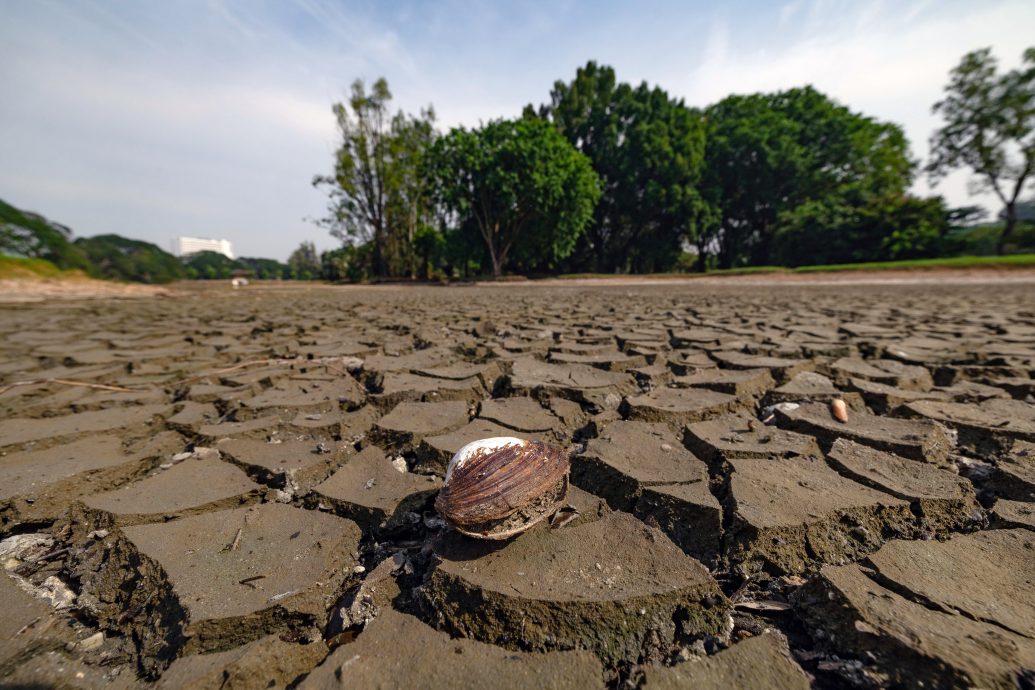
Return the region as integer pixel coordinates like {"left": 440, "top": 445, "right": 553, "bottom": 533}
{"left": 373, "top": 225, "right": 387, "bottom": 278}
{"left": 750, "top": 222, "right": 772, "bottom": 266}
{"left": 997, "top": 203, "right": 1017, "bottom": 255}
{"left": 717, "top": 240, "right": 733, "bottom": 270}
{"left": 695, "top": 242, "right": 708, "bottom": 272}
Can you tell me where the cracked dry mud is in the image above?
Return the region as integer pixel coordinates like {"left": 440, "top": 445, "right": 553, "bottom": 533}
{"left": 2, "top": 280, "right": 1035, "bottom": 689}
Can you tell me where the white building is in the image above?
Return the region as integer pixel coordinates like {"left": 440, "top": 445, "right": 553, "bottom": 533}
{"left": 173, "top": 236, "right": 234, "bottom": 259}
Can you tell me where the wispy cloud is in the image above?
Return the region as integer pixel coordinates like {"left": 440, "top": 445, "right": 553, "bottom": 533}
{"left": 778, "top": 1, "right": 805, "bottom": 28}
{"left": 665, "top": 0, "right": 1035, "bottom": 206}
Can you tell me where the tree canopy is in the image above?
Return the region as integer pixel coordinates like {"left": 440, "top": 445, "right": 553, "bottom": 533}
{"left": 0, "top": 198, "right": 92, "bottom": 271}
{"left": 701, "top": 86, "right": 915, "bottom": 268}
{"left": 927, "top": 46, "right": 1035, "bottom": 254}
{"left": 74, "top": 235, "right": 187, "bottom": 284}
{"left": 313, "top": 78, "right": 436, "bottom": 278}
{"left": 426, "top": 117, "right": 600, "bottom": 277}
{"left": 183, "top": 252, "right": 291, "bottom": 280}
{"left": 0, "top": 198, "right": 312, "bottom": 284}
{"left": 287, "top": 241, "right": 320, "bottom": 280}
{"left": 306, "top": 64, "right": 1033, "bottom": 280}
{"left": 538, "top": 62, "right": 709, "bottom": 273}
{"left": 15, "top": 47, "right": 1034, "bottom": 286}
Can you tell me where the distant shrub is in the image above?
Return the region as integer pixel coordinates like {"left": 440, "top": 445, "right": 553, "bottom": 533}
{"left": 74, "top": 234, "right": 186, "bottom": 283}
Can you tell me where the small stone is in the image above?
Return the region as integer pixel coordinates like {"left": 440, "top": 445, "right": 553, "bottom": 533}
{"left": 831, "top": 399, "right": 849, "bottom": 423}
{"left": 77, "top": 632, "right": 104, "bottom": 652}
{"left": 193, "top": 447, "right": 220, "bottom": 462}
{"left": 353, "top": 565, "right": 366, "bottom": 574}
{"left": 855, "top": 620, "right": 878, "bottom": 634}
{"left": 760, "top": 402, "right": 798, "bottom": 423}
{"left": 341, "top": 356, "right": 364, "bottom": 372}
{"left": 39, "top": 576, "right": 76, "bottom": 610}
{"left": 0, "top": 533, "right": 54, "bottom": 562}
{"left": 424, "top": 515, "right": 447, "bottom": 530}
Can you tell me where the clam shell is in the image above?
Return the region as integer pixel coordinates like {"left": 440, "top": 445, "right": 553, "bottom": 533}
{"left": 435, "top": 437, "right": 570, "bottom": 540}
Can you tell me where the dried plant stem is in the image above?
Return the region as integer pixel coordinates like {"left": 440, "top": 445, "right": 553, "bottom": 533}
{"left": 15, "top": 616, "right": 41, "bottom": 636}
{"left": 321, "top": 361, "right": 349, "bottom": 377}
{"left": 225, "top": 527, "right": 244, "bottom": 552}
{"left": 177, "top": 358, "right": 280, "bottom": 385}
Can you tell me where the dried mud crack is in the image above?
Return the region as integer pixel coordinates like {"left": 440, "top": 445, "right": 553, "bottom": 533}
{"left": 2, "top": 280, "right": 1035, "bottom": 689}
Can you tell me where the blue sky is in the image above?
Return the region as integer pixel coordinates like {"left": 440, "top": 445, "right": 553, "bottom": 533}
{"left": 1, "top": 0, "right": 1033, "bottom": 260}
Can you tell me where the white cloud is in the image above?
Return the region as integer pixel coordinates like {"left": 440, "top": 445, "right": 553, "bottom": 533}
{"left": 778, "top": 1, "right": 806, "bottom": 28}
{"left": 667, "top": 1, "right": 1035, "bottom": 210}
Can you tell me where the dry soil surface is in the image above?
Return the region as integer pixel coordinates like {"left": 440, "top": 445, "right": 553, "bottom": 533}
{"left": 1, "top": 279, "right": 1035, "bottom": 689}
{"left": 0, "top": 278, "right": 169, "bottom": 303}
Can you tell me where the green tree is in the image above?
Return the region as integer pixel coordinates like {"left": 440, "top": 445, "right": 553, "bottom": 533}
{"left": 928, "top": 47, "right": 1035, "bottom": 254}
{"left": 313, "top": 78, "right": 436, "bottom": 277}
{"left": 386, "top": 107, "right": 437, "bottom": 277}
{"left": 877, "top": 197, "right": 952, "bottom": 260}
{"left": 702, "top": 87, "right": 914, "bottom": 268}
{"left": 288, "top": 241, "right": 320, "bottom": 280}
{"left": 238, "top": 257, "right": 289, "bottom": 280}
{"left": 538, "top": 62, "right": 709, "bottom": 272}
{"left": 74, "top": 235, "right": 186, "bottom": 283}
{"left": 426, "top": 117, "right": 600, "bottom": 278}
{"left": 320, "top": 247, "right": 349, "bottom": 282}
{"left": 183, "top": 250, "right": 242, "bottom": 279}
{"left": 772, "top": 195, "right": 949, "bottom": 266}
{"left": 320, "top": 244, "right": 372, "bottom": 283}
{"left": 413, "top": 225, "right": 445, "bottom": 280}
{"left": 0, "top": 198, "right": 92, "bottom": 271}
{"left": 441, "top": 218, "right": 483, "bottom": 279}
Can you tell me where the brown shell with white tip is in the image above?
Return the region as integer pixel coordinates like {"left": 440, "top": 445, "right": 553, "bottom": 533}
{"left": 435, "top": 439, "right": 570, "bottom": 540}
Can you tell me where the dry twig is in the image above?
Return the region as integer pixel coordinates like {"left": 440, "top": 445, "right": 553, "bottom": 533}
{"left": 15, "top": 616, "right": 41, "bottom": 636}
{"left": 223, "top": 527, "right": 244, "bottom": 552}
{"left": 177, "top": 359, "right": 280, "bottom": 385}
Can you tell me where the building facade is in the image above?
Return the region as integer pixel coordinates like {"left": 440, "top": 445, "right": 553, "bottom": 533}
{"left": 173, "top": 236, "right": 234, "bottom": 259}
